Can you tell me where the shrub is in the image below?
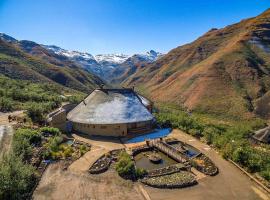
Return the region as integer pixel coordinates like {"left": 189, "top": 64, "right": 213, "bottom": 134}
{"left": 135, "top": 168, "right": 147, "bottom": 178}
{"left": 79, "top": 144, "right": 88, "bottom": 156}
{"left": 47, "top": 136, "right": 63, "bottom": 153}
{"left": 63, "top": 146, "right": 74, "bottom": 158}
{"left": 0, "top": 153, "right": 36, "bottom": 200}
{"left": 27, "top": 104, "right": 45, "bottom": 123}
{"left": 115, "top": 151, "right": 136, "bottom": 179}
{"left": 260, "top": 168, "right": 270, "bottom": 181}
{"left": 12, "top": 128, "right": 41, "bottom": 160}
{"left": 40, "top": 127, "right": 61, "bottom": 136}
{"left": 0, "top": 97, "right": 13, "bottom": 112}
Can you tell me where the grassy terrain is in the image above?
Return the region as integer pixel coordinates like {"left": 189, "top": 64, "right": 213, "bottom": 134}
{"left": 154, "top": 104, "right": 270, "bottom": 182}
{"left": 0, "top": 75, "right": 85, "bottom": 122}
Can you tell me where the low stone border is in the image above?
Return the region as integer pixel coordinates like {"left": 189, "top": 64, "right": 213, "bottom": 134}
{"left": 147, "top": 163, "right": 188, "bottom": 178}
{"left": 141, "top": 171, "right": 197, "bottom": 189}
{"left": 131, "top": 145, "right": 153, "bottom": 157}
{"left": 89, "top": 155, "right": 111, "bottom": 174}
{"left": 190, "top": 154, "right": 218, "bottom": 176}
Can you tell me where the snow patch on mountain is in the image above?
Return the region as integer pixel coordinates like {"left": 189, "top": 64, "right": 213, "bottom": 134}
{"left": 43, "top": 44, "right": 163, "bottom": 82}
{"left": 133, "top": 50, "right": 163, "bottom": 62}
{"left": 44, "top": 45, "right": 95, "bottom": 60}
{"left": 95, "top": 54, "right": 130, "bottom": 64}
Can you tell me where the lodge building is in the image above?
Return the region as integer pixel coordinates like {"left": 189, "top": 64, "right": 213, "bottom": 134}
{"left": 47, "top": 88, "right": 155, "bottom": 137}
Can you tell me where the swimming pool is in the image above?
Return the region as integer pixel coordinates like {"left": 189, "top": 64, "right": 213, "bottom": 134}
{"left": 126, "top": 128, "right": 172, "bottom": 143}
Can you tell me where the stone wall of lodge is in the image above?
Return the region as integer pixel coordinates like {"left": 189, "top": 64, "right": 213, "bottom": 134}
{"left": 72, "top": 122, "right": 128, "bottom": 137}
{"left": 71, "top": 120, "right": 154, "bottom": 137}
{"left": 48, "top": 110, "right": 67, "bottom": 132}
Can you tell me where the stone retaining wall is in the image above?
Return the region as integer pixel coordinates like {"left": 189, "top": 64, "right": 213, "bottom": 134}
{"left": 147, "top": 163, "right": 188, "bottom": 178}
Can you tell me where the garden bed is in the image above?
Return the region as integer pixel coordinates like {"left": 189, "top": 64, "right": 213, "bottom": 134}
{"left": 191, "top": 154, "right": 218, "bottom": 176}
{"left": 141, "top": 171, "right": 197, "bottom": 188}
{"left": 89, "top": 149, "right": 124, "bottom": 174}
{"left": 89, "top": 155, "right": 111, "bottom": 174}
{"left": 147, "top": 163, "right": 188, "bottom": 178}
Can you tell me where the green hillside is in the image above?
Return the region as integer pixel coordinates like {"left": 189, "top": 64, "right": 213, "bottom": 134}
{"left": 0, "top": 39, "right": 104, "bottom": 93}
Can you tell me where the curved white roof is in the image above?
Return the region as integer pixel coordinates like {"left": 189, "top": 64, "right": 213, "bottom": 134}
{"left": 67, "top": 89, "right": 154, "bottom": 124}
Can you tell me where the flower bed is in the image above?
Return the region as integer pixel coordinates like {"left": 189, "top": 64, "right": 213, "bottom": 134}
{"left": 147, "top": 163, "right": 188, "bottom": 178}
{"left": 191, "top": 154, "right": 218, "bottom": 176}
{"left": 89, "top": 149, "right": 124, "bottom": 174}
{"left": 141, "top": 171, "right": 197, "bottom": 188}
{"left": 89, "top": 155, "right": 111, "bottom": 174}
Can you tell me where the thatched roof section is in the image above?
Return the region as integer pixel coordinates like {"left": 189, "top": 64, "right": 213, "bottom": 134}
{"left": 67, "top": 88, "right": 154, "bottom": 124}
{"left": 252, "top": 126, "right": 270, "bottom": 144}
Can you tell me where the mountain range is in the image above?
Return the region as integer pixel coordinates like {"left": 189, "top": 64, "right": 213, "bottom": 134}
{"left": 43, "top": 44, "right": 162, "bottom": 82}
{"left": 124, "top": 8, "right": 270, "bottom": 119}
{"left": 0, "top": 34, "right": 104, "bottom": 92}
{"left": 1, "top": 9, "right": 270, "bottom": 120}
{"left": 0, "top": 33, "right": 162, "bottom": 90}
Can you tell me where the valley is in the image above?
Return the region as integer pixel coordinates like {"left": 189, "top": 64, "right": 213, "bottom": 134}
{"left": 0, "top": 4, "right": 270, "bottom": 200}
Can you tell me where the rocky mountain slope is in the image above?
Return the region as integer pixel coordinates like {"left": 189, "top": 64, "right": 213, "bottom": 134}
{"left": 42, "top": 44, "right": 162, "bottom": 82}
{"left": 124, "top": 9, "right": 270, "bottom": 119}
{"left": 0, "top": 34, "right": 104, "bottom": 92}
{"left": 110, "top": 50, "right": 163, "bottom": 83}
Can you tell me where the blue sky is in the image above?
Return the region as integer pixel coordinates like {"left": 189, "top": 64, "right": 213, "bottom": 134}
{"left": 0, "top": 0, "right": 269, "bottom": 55}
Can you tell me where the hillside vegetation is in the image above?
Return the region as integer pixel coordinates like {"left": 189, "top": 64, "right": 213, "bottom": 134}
{"left": 0, "top": 38, "right": 104, "bottom": 93}
{"left": 0, "top": 75, "right": 84, "bottom": 122}
{"left": 125, "top": 9, "right": 270, "bottom": 119}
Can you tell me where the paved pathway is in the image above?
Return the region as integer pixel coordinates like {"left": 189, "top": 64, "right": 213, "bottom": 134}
{"left": 0, "top": 125, "right": 14, "bottom": 156}
{"left": 69, "top": 146, "right": 108, "bottom": 173}
{"left": 68, "top": 133, "right": 125, "bottom": 173}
